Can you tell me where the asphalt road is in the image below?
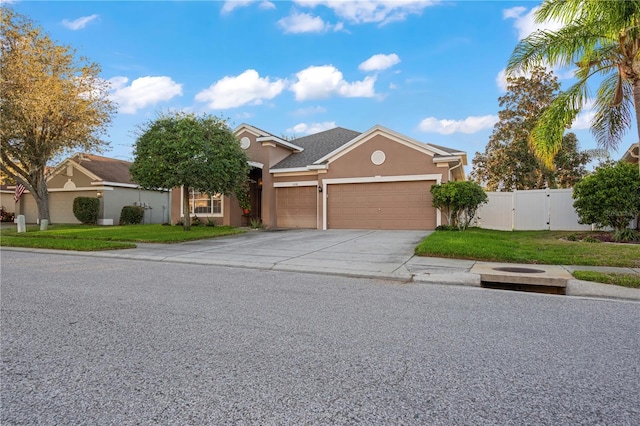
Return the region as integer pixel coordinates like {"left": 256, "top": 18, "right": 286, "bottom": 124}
{"left": 2, "top": 251, "right": 639, "bottom": 425}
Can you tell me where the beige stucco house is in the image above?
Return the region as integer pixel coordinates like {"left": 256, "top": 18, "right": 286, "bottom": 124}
{"left": 15, "top": 153, "right": 170, "bottom": 225}
{"left": 171, "top": 124, "right": 467, "bottom": 230}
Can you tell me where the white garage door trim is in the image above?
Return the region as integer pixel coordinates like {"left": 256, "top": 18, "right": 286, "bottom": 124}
{"left": 322, "top": 174, "right": 442, "bottom": 230}
{"left": 273, "top": 181, "right": 318, "bottom": 188}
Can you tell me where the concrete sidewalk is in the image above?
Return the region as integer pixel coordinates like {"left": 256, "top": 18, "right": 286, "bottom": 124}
{"left": 2, "top": 228, "right": 639, "bottom": 301}
{"left": 409, "top": 256, "right": 640, "bottom": 301}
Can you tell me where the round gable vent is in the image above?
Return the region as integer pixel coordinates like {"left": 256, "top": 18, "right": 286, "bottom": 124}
{"left": 371, "top": 150, "right": 386, "bottom": 165}
{"left": 240, "top": 136, "right": 251, "bottom": 150}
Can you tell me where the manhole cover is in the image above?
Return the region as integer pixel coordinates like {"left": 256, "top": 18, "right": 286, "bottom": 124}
{"left": 493, "top": 267, "right": 545, "bottom": 274}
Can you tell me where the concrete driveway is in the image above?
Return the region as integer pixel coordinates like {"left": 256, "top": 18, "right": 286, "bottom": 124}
{"left": 95, "top": 229, "right": 430, "bottom": 280}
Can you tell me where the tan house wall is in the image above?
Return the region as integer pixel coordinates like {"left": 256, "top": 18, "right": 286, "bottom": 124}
{"left": 0, "top": 191, "right": 14, "bottom": 214}
{"left": 323, "top": 134, "right": 446, "bottom": 181}
{"left": 235, "top": 129, "right": 294, "bottom": 228}
{"left": 48, "top": 166, "right": 95, "bottom": 189}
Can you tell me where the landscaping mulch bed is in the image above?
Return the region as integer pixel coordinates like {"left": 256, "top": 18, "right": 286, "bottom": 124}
{"left": 565, "top": 232, "right": 640, "bottom": 245}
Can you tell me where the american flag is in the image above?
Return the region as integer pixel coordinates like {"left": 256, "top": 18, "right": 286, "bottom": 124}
{"left": 14, "top": 183, "right": 25, "bottom": 203}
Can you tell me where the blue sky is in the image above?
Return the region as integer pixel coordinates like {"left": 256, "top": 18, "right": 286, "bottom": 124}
{"left": 10, "top": 0, "right": 639, "bottom": 173}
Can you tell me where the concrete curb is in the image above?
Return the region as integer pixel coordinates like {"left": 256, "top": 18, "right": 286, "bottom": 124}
{"left": 412, "top": 272, "right": 482, "bottom": 286}
{"left": 566, "top": 279, "right": 640, "bottom": 301}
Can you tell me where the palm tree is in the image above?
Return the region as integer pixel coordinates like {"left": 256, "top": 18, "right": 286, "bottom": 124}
{"left": 507, "top": 0, "right": 640, "bottom": 174}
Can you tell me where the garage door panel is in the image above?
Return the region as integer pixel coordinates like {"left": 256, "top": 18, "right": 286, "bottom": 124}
{"left": 327, "top": 181, "right": 436, "bottom": 230}
{"left": 276, "top": 187, "right": 317, "bottom": 228}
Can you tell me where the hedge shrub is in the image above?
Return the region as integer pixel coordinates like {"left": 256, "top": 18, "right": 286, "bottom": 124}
{"left": 73, "top": 197, "right": 100, "bottom": 224}
{"left": 119, "top": 205, "right": 144, "bottom": 225}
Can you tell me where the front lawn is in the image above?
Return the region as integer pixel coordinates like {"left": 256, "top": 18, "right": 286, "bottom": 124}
{"left": 572, "top": 271, "right": 640, "bottom": 289}
{"left": 0, "top": 224, "right": 245, "bottom": 250}
{"left": 415, "top": 228, "right": 640, "bottom": 268}
{"left": 0, "top": 236, "right": 136, "bottom": 251}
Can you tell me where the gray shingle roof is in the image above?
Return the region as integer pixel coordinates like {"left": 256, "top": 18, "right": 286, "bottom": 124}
{"left": 272, "top": 127, "right": 361, "bottom": 169}
{"left": 425, "top": 143, "right": 465, "bottom": 155}
{"left": 73, "top": 153, "right": 134, "bottom": 184}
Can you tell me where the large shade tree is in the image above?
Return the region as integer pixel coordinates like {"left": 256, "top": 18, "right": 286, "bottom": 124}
{"left": 0, "top": 9, "right": 115, "bottom": 222}
{"left": 470, "top": 67, "right": 590, "bottom": 190}
{"left": 130, "top": 112, "right": 250, "bottom": 231}
{"left": 507, "top": 0, "right": 640, "bottom": 174}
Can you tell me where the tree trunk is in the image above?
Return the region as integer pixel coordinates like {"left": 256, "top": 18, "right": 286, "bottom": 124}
{"left": 633, "top": 79, "right": 640, "bottom": 230}
{"left": 633, "top": 78, "right": 640, "bottom": 176}
{"left": 33, "top": 175, "right": 51, "bottom": 224}
{"left": 182, "top": 185, "right": 191, "bottom": 231}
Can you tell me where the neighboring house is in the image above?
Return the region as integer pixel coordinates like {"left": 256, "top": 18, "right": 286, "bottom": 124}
{"left": 15, "top": 153, "right": 170, "bottom": 225}
{"left": 171, "top": 124, "right": 467, "bottom": 230}
{"left": 621, "top": 142, "right": 639, "bottom": 166}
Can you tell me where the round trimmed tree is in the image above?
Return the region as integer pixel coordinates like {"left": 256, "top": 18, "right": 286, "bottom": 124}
{"left": 130, "top": 112, "right": 249, "bottom": 230}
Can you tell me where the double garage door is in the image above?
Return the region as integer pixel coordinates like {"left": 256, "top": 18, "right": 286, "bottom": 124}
{"left": 276, "top": 180, "right": 436, "bottom": 230}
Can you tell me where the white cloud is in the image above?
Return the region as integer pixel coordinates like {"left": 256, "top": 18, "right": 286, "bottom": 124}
{"left": 195, "top": 69, "right": 286, "bottom": 109}
{"left": 570, "top": 99, "right": 596, "bottom": 130}
{"left": 503, "top": 6, "right": 563, "bottom": 40}
{"left": 221, "top": 0, "right": 275, "bottom": 14}
{"left": 389, "top": 82, "right": 398, "bottom": 89}
{"left": 292, "top": 106, "right": 327, "bottom": 116}
{"left": 291, "top": 65, "right": 376, "bottom": 100}
{"left": 359, "top": 53, "right": 400, "bottom": 72}
{"left": 236, "top": 111, "right": 255, "bottom": 119}
{"left": 500, "top": 6, "right": 571, "bottom": 88}
{"left": 418, "top": 115, "right": 498, "bottom": 134}
{"left": 286, "top": 121, "right": 337, "bottom": 135}
{"left": 258, "top": 1, "right": 276, "bottom": 10}
{"left": 278, "top": 12, "right": 336, "bottom": 34}
{"left": 294, "top": 0, "right": 438, "bottom": 25}
{"left": 62, "top": 14, "right": 98, "bottom": 30}
{"left": 109, "top": 76, "right": 183, "bottom": 114}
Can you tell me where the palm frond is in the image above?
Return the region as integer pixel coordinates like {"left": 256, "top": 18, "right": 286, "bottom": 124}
{"left": 590, "top": 75, "right": 633, "bottom": 151}
{"left": 536, "top": 0, "right": 640, "bottom": 35}
{"left": 573, "top": 43, "right": 621, "bottom": 81}
{"left": 507, "top": 22, "right": 604, "bottom": 75}
{"left": 530, "top": 82, "right": 589, "bottom": 167}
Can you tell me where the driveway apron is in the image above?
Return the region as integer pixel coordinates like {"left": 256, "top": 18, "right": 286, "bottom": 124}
{"left": 100, "top": 229, "right": 430, "bottom": 280}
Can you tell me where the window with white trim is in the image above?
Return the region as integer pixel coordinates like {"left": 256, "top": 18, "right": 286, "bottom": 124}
{"left": 188, "top": 190, "right": 222, "bottom": 216}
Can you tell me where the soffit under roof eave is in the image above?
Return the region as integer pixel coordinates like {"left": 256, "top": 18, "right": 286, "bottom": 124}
{"left": 256, "top": 136, "right": 304, "bottom": 152}
{"left": 269, "top": 164, "right": 327, "bottom": 174}
{"left": 621, "top": 142, "right": 639, "bottom": 162}
{"left": 433, "top": 155, "right": 468, "bottom": 166}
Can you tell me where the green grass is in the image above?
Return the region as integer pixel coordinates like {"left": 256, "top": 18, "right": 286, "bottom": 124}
{"left": 0, "top": 224, "right": 245, "bottom": 251}
{"left": 0, "top": 236, "right": 135, "bottom": 251}
{"left": 415, "top": 228, "right": 640, "bottom": 268}
{"left": 1, "top": 224, "right": 244, "bottom": 242}
{"left": 572, "top": 271, "right": 640, "bottom": 288}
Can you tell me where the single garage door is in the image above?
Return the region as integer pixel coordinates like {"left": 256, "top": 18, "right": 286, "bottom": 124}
{"left": 327, "top": 181, "right": 436, "bottom": 230}
{"left": 49, "top": 192, "right": 83, "bottom": 224}
{"left": 276, "top": 186, "right": 317, "bottom": 228}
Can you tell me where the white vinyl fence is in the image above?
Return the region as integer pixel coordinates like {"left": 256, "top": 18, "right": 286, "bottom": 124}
{"left": 475, "top": 189, "right": 594, "bottom": 231}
